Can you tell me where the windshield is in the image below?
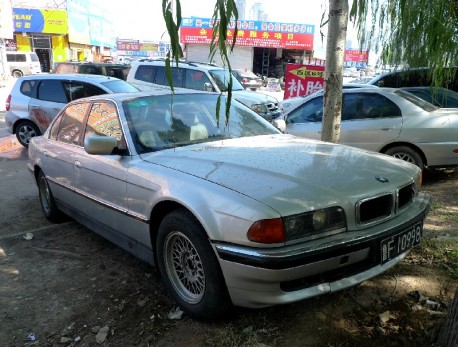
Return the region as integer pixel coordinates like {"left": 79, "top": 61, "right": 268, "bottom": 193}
{"left": 394, "top": 90, "right": 438, "bottom": 112}
{"left": 102, "top": 80, "right": 139, "bottom": 93}
{"left": 208, "top": 69, "right": 245, "bottom": 92}
{"left": 123, "top": 93, "right": 280, "bottom": 154}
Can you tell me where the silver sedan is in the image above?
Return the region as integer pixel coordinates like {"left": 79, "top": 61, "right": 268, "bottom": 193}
{"left": 275, "top": 87, "right": 458, "bottom": 169}
{"left": 28, "top": 90, "right": 431, "bottom": 319}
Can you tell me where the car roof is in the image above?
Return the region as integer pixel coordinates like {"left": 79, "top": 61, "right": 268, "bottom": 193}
{"left": 56, "top": 61, "right": 129, "bottom": 67}
{"left": 17, "top": 74, "right": 123, "bottom": 82}
{"left": 131, "top": 59, "right": 222, "bottom": 71}
{"left": 71, "top": 88, "right": 216, "bottom": 104}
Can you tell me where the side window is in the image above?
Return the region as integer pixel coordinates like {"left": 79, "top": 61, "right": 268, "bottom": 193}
{"left": 56, "top": 103, "right": 91, "bottom": 145}
{"left": 64, "top": 82, "right": 106, "bottom": 101}
{"left": 6, "top": 54, "right": 26, "bottom": 62}
{"left": 79, "top": 65, "right": 103, "bottom": 75}
{"left": 171, "top": 68, "right": 185, "bottom": 88}
{"left": 286, "top": 96, "right": 323, "bottom": 124}
{"left": 342, "top": 94, "right": 360, "bottom": 120}
{"left": 85, "top": 101, "right": 125, "bottom": 145}
{"left": 154, "top": 66, "right": 166, "bottom": 84}
{"left": 185, "top": 70, "right": 211, "bottom": 90}
{"left": 134, "top": 65, "right": 155, "bottom": 82}
{"left": 49, "top": 114, "right": 64, "bottom": 140}
{"left": 37, "top": 80, "right": 69, "bottom": 103}
{"left": 20, "top": 80, "right": 37, "bottom": 97}
{"left": 343, "top": 93, "right": 402, "bottom": 120}
{"left": 106, "top": 67, "right": 123, "bottom": 79}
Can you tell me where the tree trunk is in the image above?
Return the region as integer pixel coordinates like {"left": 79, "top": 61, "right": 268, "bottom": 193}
{"left": 322, "top": 0, "right": 348, "bottom": 143}
{"left": 437, "top": 288, "right": 458, "bottom": 347}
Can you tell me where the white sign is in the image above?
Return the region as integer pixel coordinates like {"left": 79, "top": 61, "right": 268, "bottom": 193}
{"left": 0, "top": 0, "right": 14, "bottom": 39}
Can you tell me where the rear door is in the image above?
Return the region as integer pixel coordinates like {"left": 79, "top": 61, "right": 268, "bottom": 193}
{"left": 29, "top": 79, "right": 69, "bottom": 133}
{"left": 339, "top": 92, "right": 403, "bottom": 152}
{"left": 284, "top": 92, "right": 403, "bottom": 152}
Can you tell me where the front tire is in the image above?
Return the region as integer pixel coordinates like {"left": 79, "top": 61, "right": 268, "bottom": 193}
{"left": 384, "top": 146, "right": 424, "bottom": 169}
{"left": 38, "top": 171, "right": 64, "bottom": 223}
{"left": 16, "top": 121, "right": 41, "bottom": 147}
{"left": 156, "top": 209, "right": 232, "bottom": 320}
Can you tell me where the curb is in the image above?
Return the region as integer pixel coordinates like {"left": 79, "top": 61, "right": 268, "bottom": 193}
{"left": 0, "top": 134, "right": 23, "bottom": 152}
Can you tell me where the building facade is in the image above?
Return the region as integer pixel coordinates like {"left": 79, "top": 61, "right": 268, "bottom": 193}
{"left": 0, "top": 0, "right": 115, "bottom": 74}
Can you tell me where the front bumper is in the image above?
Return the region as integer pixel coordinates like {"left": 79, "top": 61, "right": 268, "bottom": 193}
{"left": 213, "top": 192, "right": 431, "bottom": 308}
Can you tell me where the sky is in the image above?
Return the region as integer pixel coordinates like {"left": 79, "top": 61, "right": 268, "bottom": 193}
{"left": 103, "top": 0, "right": 363, "bottom": 60}
{"left": 105, "top": 0, "right": 336, "bottom": 41}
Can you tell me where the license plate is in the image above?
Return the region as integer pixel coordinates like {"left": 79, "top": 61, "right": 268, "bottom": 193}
{"left": 381, "top": 222, "right": 423, "bottom": 264}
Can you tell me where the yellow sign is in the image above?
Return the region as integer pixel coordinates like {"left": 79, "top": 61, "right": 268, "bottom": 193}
{"left": 290, "top": 67, "right": 325, "bottom": 80}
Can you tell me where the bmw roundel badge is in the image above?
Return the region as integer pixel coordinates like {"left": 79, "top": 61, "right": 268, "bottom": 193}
{"left": 375, "top": 176, "right": 389, "bottom": 183}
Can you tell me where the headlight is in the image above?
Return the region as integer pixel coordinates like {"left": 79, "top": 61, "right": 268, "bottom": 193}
{"left": 247, "top": 207, "right": 346, "bottom": 244}
{"left": 283, "top": 207, "right": 346, "bottom": 241}
{"left": 250, "top": 103, "right": 269, "bottom": 114}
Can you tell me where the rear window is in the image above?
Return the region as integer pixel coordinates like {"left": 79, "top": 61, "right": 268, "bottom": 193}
{"left": 101, "top": 80, "right": 139, "bottom": 93}
{"left": 20, "top": 80, "right": 37, "bottom": 97}
{"left": 394, "top": 90, "right": 438, "bottom": 112}
{"left": 30, "top": 53, "right": 40, "bottom": 62}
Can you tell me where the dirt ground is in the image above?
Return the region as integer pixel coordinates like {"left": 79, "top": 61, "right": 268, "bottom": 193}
{"left": 0, "top": 145, "right": 457, "bottom": 347}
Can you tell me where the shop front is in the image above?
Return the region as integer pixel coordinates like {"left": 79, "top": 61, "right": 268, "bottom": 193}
{"left": 12, "top": 8, "right": 68, "bottom": 72}
{"left": 180, "top": 17, "right": 315, "bottom": 79}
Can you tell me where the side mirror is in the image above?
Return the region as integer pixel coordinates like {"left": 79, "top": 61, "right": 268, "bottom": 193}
{"left": 203, "top": 82, "right": 214, "bottom": 92}
{"left": 84, "top": 136, "right": 118, "bottom": 155}
{"left": 272, "top": 118, "right": 286, "bottom": 132}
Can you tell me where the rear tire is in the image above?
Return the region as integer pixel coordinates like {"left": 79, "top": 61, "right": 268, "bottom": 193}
{"left": 38, "top": 171, "right": 64, "bottom": 223}
{"left": 384, "top": 146, "right": 424, "bottom": 169}
{"left": 12, "top": 70, "right": 23, "bottom": 78}
{"left": 156, "top": 209, "right": 232, "bottom": 320}
{"left": 16, "top": 121, "right": 41, "bottom": 147}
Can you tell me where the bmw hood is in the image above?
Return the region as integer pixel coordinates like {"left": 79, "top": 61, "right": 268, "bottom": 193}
{"left": 140, "top": 134, "right": 420, "bottom": 215}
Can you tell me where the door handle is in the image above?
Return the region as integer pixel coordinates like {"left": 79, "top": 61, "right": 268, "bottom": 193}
{"left": 380, "top": 128, "right": 393, "bottom": 131}
{"left": 74, "top": 161, "right": 81, "bottom": 168}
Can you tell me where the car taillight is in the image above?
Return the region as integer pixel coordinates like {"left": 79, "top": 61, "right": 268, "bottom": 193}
{"left": 5, "top": 95, "right": 11, "bottom": 111}
{"left": 242, "top": 78, "right": 248, "bottom": 83}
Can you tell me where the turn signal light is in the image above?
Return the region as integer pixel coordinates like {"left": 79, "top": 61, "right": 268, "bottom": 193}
{"left": 5, "top": 95, "right": 11, "bottom": 112}
{"left": 247, "top": 218, "right": 285, "bottom": 244}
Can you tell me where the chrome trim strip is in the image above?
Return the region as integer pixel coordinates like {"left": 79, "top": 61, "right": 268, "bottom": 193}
{"left": 46, "top": 176, "right": 149, "bottom": 224}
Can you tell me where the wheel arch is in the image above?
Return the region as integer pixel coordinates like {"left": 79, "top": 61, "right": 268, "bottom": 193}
{"left": 148, "top": 201, "right": 207, "bottom": 265}
{"left": 379, "top": 142, "right": 427, "bottom": 167}
{"left": 13, "top": 119, "right": 39, "bottom": 134}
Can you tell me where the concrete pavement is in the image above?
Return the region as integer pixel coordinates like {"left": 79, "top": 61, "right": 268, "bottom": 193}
{"left": 0, "top": 77, "right": 21, "bottom": 151}
{"left": 0, "top": 77, "right": 15, "bottom": 112}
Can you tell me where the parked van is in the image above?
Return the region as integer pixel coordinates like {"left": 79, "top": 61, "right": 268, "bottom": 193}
{"left": 367, "top": 67, "right": 458, "bottom": 92}
{"left": 5, "top": 51, "right": 42, "bottom": 78}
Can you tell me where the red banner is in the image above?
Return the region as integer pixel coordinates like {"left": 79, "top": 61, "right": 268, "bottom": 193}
{"left": 344, "top": 49, "right": 369, "bottom": 63}
{"left": 180, "top": 27, "right": 314, "bottom": 50}
{"left": 116, "top": 40, "right": 140, "bottom": 51}
{"left": 283, "top": 64, "right": 325, "bottom": 100}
